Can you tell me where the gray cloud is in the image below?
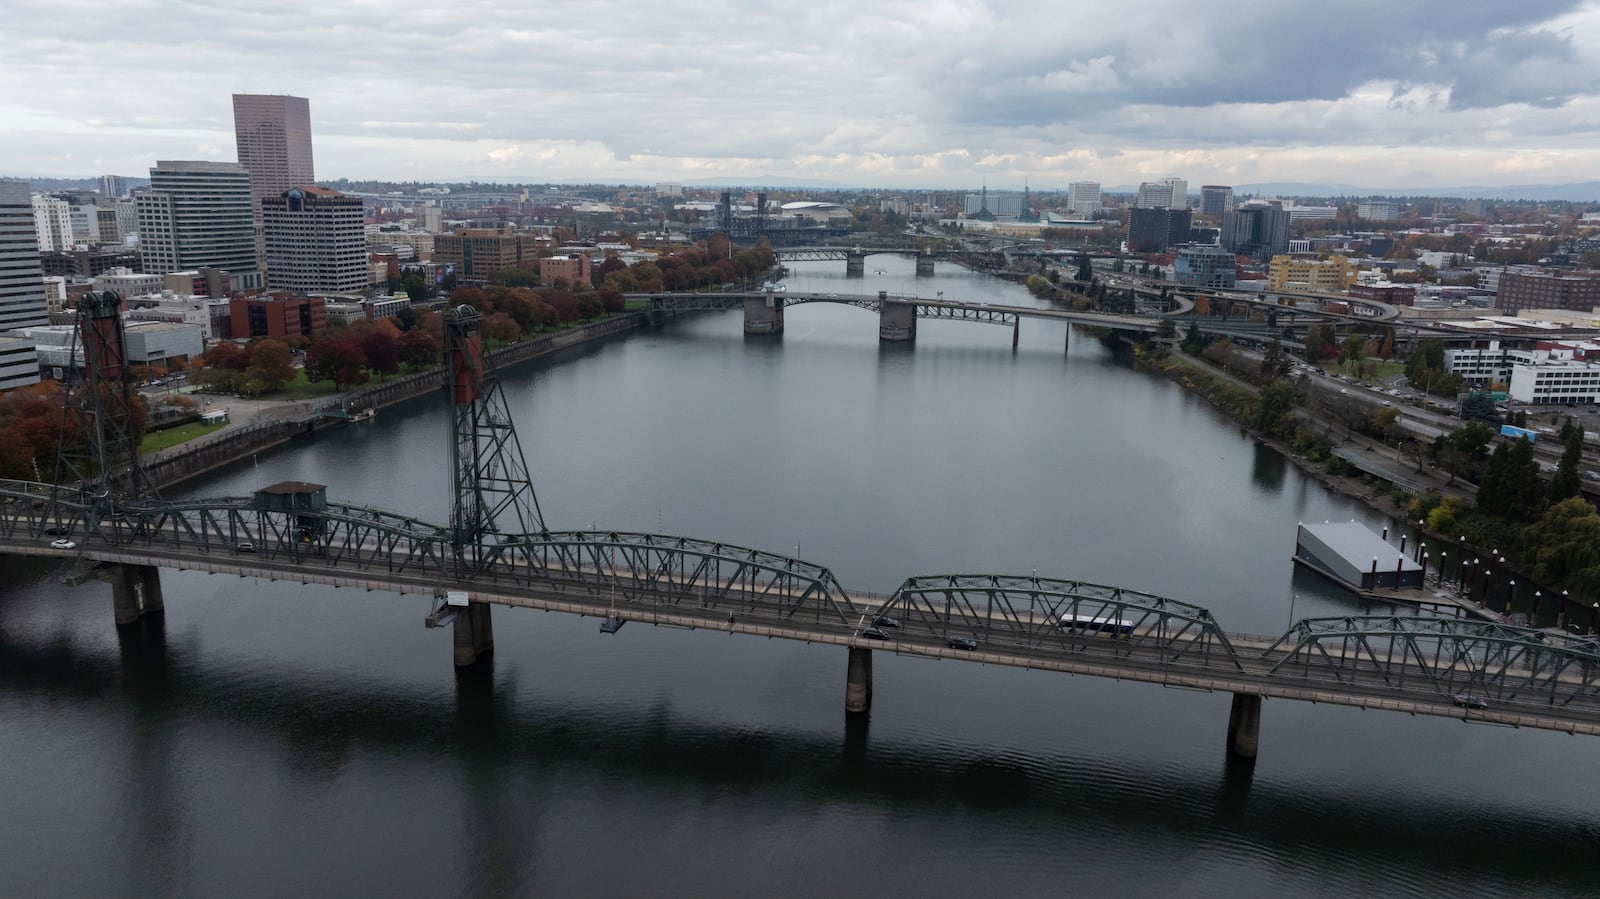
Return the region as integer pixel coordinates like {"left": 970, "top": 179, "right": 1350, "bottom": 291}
{"left": 2, "top": 0, "right": 1599, "bottom": 187}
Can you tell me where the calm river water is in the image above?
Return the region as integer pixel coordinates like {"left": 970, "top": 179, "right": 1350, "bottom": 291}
{"left": 2, "top": 256, "right": 1597, "bottom": 896}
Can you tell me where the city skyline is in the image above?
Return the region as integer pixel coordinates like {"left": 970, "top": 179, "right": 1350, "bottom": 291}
{"left": 4, "top": 1, "right": 1600, "bottom": 191}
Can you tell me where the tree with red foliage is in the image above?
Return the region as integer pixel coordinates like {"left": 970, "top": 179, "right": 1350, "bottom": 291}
{"left": 449, "top": 286, "right": 489, "bottom": 312}
{"left": 362, "top": 326, "right": 401, "bottom": 379}
{"left": 304, "top": 334, "right": 368, "bottom": 389}
{"left": 483, "top": 312, "right": 522, "bottom": 345}
{"left": 544, "top": 290, "right": 580, "bottom": 322}
{"left": 398, "top": 328, "right": 440, "bottom": 370}
{"left": 245, "top": 339, "right": 296, "bottom": 393}
{"left": 598, "top": 287, "right": 625, "bottom": 314}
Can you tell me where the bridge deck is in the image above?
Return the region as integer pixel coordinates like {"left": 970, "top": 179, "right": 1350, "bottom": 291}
{"left": 13, "top": 536, "right": 1600, "bottom": 738}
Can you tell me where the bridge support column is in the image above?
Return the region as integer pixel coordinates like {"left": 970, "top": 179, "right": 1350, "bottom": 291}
{"left": 846, "top": 252, "right": 865, "bottom": 276}
{"left": 1012, "top": 318, "right": 1019, "bottom": 350}
{"left": 845, "top": 646, "right": 873, "bottom": 713}
{"left": 1227, "top": 693, "right": 1262, "bottom": 759}
{"left": 453, "top": 601, "right": 495, "bottom": 667}
{"left": 109, "top": 564, "right": 164, "bottom": 625}
{"left": 915, "top": 254, "right": 935, "bottom": 276}
{"left": 743, "top": 296, "right": 784, "bottom": 335}
{"left": 1064, "top": 324, "right": 1070, "bottom": 355}
{"left": 878, "top": 295, "right": 916, "bottom": 342}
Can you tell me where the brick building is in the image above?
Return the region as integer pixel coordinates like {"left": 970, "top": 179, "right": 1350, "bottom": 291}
{"left": 229, "top": 292, "right": 326, "bottom": 340}
{"left": 1496, "top": 271, "right": 1600, "bottom": 312}
{"left": 432, "top": 228, "right": 540, "bottom": 277}
{"left": 539, "top": 252, "right": 592, "bottom": 287}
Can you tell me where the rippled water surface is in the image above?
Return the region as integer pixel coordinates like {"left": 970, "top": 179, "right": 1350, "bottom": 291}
{"left": 3, "top": 257, "right": 1597, "bottom": 897}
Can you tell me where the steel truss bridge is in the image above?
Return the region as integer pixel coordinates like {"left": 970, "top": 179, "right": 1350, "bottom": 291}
{"left": 6, "top": 479, "right": 1600, "bottom": 739}
{"left": 12, "top": 296, "right": 1600, "bottom": 762}
{"left": 638, "top": 291, "right": 1187, "bottom": 331}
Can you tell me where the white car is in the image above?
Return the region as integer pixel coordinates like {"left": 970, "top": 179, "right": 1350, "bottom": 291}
{"left": 50, "top": 539, "right": 76, "bottom": 550}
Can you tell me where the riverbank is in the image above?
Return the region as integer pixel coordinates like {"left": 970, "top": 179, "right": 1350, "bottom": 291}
{"left": 145, "top": 313, "right": 644, "bottom": 490}
{"left": 1132, "top": 340, "right": 1592, "bottom": 629}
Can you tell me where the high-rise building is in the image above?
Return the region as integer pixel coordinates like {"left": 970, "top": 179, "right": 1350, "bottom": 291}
{"left": 1175, "top": 245, "right": 1237, "bottom": 290}
{"left": 31, "top": 194, "right": 73, "bottom": 252}
{"left": 1127, "top": 207, "right": 1192, "bottom": 252}
{"left": 0, "top": 181, "right": 51, "bottom": 331}
{"left": 135, "top": 161, "right": 259, "bottom": 283}
{"left": 1200, "top": 185, "right": 1234, "bottom": 218}
{"left": 99, "top": 175, "right": 130, "bottom": 199}
{"left": 1221, "top": 200, "right": 1290, "bottom": 260}
{"left": 233, "top": 94, "right": 315, "bottom": 266}
{"left": 1066, "top": 181, "right": 1101, "bottom": 215}
{"left": 262, "top": 187, "right": 367, "bottom": 294}
{"left": 1159, "top": 177, "right": 1188, "bottom": 211}
{"left": 1133, "top": 181, "right": 1173, "bottom": 209}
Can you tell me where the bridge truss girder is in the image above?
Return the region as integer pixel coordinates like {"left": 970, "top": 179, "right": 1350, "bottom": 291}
{"left": 1262, "top": 616, "right": 1600, "bottom": 711}
{"left": 878, "top": 574, "right": 1243, "bottom": 670}
{"left": 485, "top": 531, "right": 861, "bottom": 623}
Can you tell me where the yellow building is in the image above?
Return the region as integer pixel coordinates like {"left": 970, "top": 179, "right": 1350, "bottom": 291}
{"left": 1267, "top": 255, "right": 1356, "bottom": 292}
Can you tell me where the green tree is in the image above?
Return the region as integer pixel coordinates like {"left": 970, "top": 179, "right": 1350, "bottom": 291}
{"left": 400, "top": 273, "right": 432, "bottom": 302}
{"left": 1303, "top": 323, "right": 1338, "bottom": 362}
{"left": 1551, "top": 424, "right": 1585, "bottom": 503}
{"left": 1339, "top": 334, "right": 1367, "bottom": 374}
{"left": 1155, "top": 318, "right": 1176, "bottom": 339}
{"left": 1371, "top": 406, "right": 1400, "bottom": 438}
{"left": 1253, "top": 380, "right": 1299, "bottom": 437}
{"left": 1460, "top": 392, "right": 1500, "bottom": 424}
{"left": 1259, "top": 339, "right": 1292, "bottom": 381}
{"left": 1439, "top": 423, "right": 1494, "bottom": 486}
{"left": 1075, "top": 256, "right": 1093, "bottom": 282}
{"left": 392, "top": 305, "right": 419, "bottom": 332}
{"left": 1522, "top": 498, "right": 1600, "bottom": 598}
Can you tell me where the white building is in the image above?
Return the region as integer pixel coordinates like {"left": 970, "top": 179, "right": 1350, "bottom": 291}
{"left": 1066, "top": 181, "right": 1101, "bottom": 215}
{"left": 1285, "top": 204, "right": 1338, "bottom": 221}
{"left": 1, "top": 181, "right": 50, "bottom": 331}
{"left": 1510, "top": 357, "right": 1600, "bottom": 405}
{"left": 1358, "top": 201, "right": 1399, "bottom": 221}
{"left": 1159, "top": 177, "right": 1188, "bottom": 211}
{"left": 1133, "top": 181, "right": 1174, "bottom": 209}
{"left": 31, "top": 194, "right": 73, "bottom": 252}
{"left": 93, "top": 267, "right": 165, "bottom": 298}
{"left": 0, "top": 335, "right": 40, "bottom": 390}
{"left": 655, "top": 182, "right": 683, "bottom": 198}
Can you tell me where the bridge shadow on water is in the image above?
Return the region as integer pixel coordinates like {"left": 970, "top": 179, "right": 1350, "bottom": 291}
{"left": 1, "top": 618, "right": 1596, "bottom": 892}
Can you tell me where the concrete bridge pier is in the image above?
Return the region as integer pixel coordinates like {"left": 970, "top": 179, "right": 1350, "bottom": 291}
{"left": 453, "top": 601, "right": 495, "bottom": 667}
{"left": 845, "top": 646, "right": 873, "bottom": 713}
{"left": 846, "top": 251, "right": 866, "bottom": 276}
{"left": 1063, "top": 324, "right": 1070, "bottom": 355}
{"left": 109, "top": 564, "right": 164, "bottom": 625}
{"left": 878, "top": 294, "right": 917, "bottom": 342}
{"left": 915, "top": 253, "right": 935, "bottom": 276}
{"left": 1227, "top": 693, "right": 1263, "bottom": 759}
{"left": 743, "top": 295, "right": 785, "bottom": 335}
{"left": 1012, "top": 318, "right": 1020, "bottom": 350}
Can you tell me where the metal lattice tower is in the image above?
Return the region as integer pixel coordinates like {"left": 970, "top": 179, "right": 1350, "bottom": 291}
{"left": 52, "top": 291, "right": 157, "bottom": 523}
{"left": 445, "top": 305, "right": 544, "bottom": 570}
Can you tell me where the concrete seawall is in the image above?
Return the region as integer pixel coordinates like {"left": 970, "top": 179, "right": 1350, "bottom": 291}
{"left": 148, "top": 314, "right": 644, "bottom": 490}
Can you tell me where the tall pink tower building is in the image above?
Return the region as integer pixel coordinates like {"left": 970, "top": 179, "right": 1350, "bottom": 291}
{"left": 232, "top": 94, "right": 315, "bottom": 268}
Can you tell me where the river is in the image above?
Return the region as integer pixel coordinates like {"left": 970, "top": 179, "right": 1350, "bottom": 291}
{"left": 2, "top": 255, "right": 1596, "bottom": 896}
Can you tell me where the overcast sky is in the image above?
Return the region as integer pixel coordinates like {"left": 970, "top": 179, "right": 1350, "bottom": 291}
{"left": 5, "top": 0, "right": 1600, "bottom": 190}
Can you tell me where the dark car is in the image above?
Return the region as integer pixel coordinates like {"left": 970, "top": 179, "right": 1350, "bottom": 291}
{"left": 873, "top": 615, "right": 901, "bottom": 629}
{"left": 861, "top": 627, "right": 889, "bottom": 641}
{"left": 947, "top": 636, "right": 978, "bottom": 651}
{"left": 44, "top": 526, "right": 68, "bottom": 536}
{"left": 1452, "top": 692, "right": 1488, "bottom": 710}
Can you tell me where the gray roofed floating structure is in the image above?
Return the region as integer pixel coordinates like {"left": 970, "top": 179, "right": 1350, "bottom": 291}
{"left": 1295, "top": 521, "right": 1424, "bottom": 591}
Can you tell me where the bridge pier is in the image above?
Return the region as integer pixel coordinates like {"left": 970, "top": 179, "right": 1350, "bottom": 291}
{"left": 108, "top": 564, "right": 164, "bottom": 625}
{"left": 453, "top": 601, "right": 495, "bottom": 667}
{"left": 1012, "top": 318, "right": 1019, "bottom": 351}
{"left": 743, "top": 295, "right": 785, "bottom": 335}
{"left": 1063, "top": 324, "right": 1070, "bottom": 355}
{"left": 1227, "top": 693, "right": 1262, "bottom": 759}
{"left": 878, "top": 294, "right": 916, "bottom": 342}
{"left": 915, "top": 253, "right": 935, "bottom": 276}
{"left": 845, "top": 646, "right": 873, "bottom": 713}
{"left": 846, "top": 251, "right": 865, "bottom": 277}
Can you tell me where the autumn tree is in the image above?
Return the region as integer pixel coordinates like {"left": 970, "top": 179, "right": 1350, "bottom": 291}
{"left": 362, "top": 325, "right": 401, "bottom": 378}
{"left": 304, "top": 334, "right": 367, "bottom": 389}
{"left": 245, "top": 339, "right": 296, "bottom": 393}
{"left": 399, "top": 328, "right": 440, "bottom": 370}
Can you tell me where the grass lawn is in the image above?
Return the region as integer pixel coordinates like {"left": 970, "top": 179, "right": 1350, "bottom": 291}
{"left": 272, "top": 369, "right": 344, "bottom": 400}
{"left": 141, "top": 421, "right": 227, "bottom": 454}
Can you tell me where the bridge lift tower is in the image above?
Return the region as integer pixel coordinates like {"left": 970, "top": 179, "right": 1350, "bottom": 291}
{"left": 52, "top": 290, "right": 159, "bottom": 525}
{"left": 440, "top": 305, "right": 544, "bottom": 665}
{"left": 52, "top": 290, "right": 165, "bottom": 624}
